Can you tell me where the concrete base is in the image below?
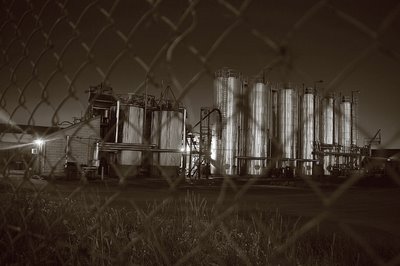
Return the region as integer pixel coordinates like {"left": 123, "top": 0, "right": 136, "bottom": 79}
{"left": 111, "top": 165, "right": 141, "bottom": 178}
{"left": 150, "top": 166, "right": 180, "bottom": 178}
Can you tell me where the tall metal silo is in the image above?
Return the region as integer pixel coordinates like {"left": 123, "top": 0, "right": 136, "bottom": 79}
{"left": 214, "top": 68, "right": 243, "bottom": 175}
{"left": 351, "top": 92, "right": 359, "bottom": 147}
{"left": 151, "top": 110, "right": 185, "bottom": 175}
{"left": 299, "top": 88, "right": 315, "bottom": 175}
{"left": 314, "top": 92, "right": 321, "bottom": 145}
{"left": 269, "top": 84, "right": 279, "bottom": 164}
{"left": 321, "top": 95, "right": 334, "bottom": 145}
{"left": 277, "top": 84, "right": 298, "bottom": 169}
{"left": 119, "top": 105, "right": 144, "bottom": 175}
{"left": 246, "top": 77, "right": 270, "bottom": 175}
{"left": 333, "top": 96, "right": 340, "bottom": 146}
{"left": 320, "top": 94, "right": 335, "bottom": 174}
{"left": 339, "top": 96, "right": 352, "bottom": 150}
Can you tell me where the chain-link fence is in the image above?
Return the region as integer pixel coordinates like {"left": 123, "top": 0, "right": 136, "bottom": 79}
{"left": 1, "top": 0, "right": 400, "bottom": 265}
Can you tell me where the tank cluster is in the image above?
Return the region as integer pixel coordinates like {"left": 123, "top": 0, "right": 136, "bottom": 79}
{"left": 210, "top": 68, "right": 365, "bottom": 177}
{"left": 89, "top": 84, "right": 186, "bottom": 178}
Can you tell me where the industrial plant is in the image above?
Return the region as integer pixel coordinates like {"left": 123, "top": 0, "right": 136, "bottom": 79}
{"left": 207, "top": 68, "right": 365, "bottom": 178}
{"left": 74, "top": 67, "right": 368, "bottom": 179}
{"left": 4, "top": 67, "right": 396, "bottom": 180}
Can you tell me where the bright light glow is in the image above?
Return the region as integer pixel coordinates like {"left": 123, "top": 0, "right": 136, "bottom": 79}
{"left": 34, "top": 139, "right": 44, "bottom": 146}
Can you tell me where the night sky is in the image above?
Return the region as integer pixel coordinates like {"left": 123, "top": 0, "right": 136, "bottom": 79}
{"left": 1, "top": 0, "right": 400, "bottom": 147}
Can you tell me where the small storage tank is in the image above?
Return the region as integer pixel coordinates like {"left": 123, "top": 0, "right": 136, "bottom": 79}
{"left": 151, "top": 110, "right": 185, "bottom": 176}
{"left": 214, "top": 68, "right": 243, "bottom": 175}
{"left": 277, "top": 84, "right": 298, "bottom": 168}
{"left": 119, "top": 105, "right": 144, "bottom": 175}
{"left": 299, "top": 88, "right": 315, "bottom": 175}
{"left": 246, "top": 77, "right": 270, "bottom": 175}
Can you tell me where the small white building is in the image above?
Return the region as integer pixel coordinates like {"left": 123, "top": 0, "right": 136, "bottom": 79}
{"left": 0, "top": 117, "right": 101, "bottom": 177}
{"left": 0, "top": 124, "right": 58, "bottom": 172}
{"left": 40, "top": 116, "right": 101, "bottom": 176}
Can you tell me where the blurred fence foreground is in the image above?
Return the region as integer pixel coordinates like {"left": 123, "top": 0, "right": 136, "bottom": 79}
{"left": 1, "top": 0, "right": 400, "bottom": 265}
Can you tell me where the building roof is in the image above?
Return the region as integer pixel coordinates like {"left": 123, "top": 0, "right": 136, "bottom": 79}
{"left": 45, "top": 116, "right": 101, "bottom": 140}
{"left": 0, "top": 123, "right": 60, "bottom": 136}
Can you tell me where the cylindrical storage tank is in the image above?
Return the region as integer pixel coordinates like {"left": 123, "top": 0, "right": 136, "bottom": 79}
{"left": 314, "top": 93, "right": 321, "bottom": 144}
{"left": 214, "top": 68, "right": 243, "bottom": 175}
{"left": 333, "top": 96, "right": 340, "bottom": 145}
{"left": 339, "top": 96, "right": 352, "bottom": 151}
{"left": 277, "top": 84, "right": 298, "bottom": 168}
{"left": 351, "top": 95, "right": 358, "bottom": 147}
{"left": 321, "top": 95, "right": 334, "bottom": 145}
{"left": 269, "top": 84, "right": 279, "bottom": 165}
{"left": 320, "top": 94, "right": 335, "bottom": 174}
{"left": 246, "top": 77, "right": 270, "bottom": 175}
{"left": 151, "top": 110, "right": 184, "bottom": 169}
{"left": 271, "top": 85, "right": 278, "bottom": 140}
{"left": 299, "top": 88, "right": 315, "bottom": 175}
{"left": 120, "top": 105, "right": 144, "bottom": 166}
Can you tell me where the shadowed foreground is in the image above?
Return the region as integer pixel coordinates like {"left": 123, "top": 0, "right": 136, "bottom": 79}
{"left": 1, "top": 178, "right": 400, "bottom": 265}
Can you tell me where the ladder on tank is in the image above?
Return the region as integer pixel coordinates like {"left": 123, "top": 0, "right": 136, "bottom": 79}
{"left": 188, "top": 107, "right": 221, "bottom": 179}
{"left": 186, "top": 133, "right": 200, "bottom": 178}
{"left": 198, "top": 108, "right": 212, "bottom": 178}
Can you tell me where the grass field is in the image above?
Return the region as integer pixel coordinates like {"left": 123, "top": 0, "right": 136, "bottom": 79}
{"left": 1, "top": 177, "right": 400, "bottom": 265}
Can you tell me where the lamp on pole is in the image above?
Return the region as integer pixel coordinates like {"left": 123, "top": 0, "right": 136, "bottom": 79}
{"left": 33, "top": 138, "right": 44, "bottom": 175}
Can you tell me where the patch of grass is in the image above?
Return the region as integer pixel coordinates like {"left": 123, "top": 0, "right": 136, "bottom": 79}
{"left": 0, "top": 189, "right": 399, "bottom": 265}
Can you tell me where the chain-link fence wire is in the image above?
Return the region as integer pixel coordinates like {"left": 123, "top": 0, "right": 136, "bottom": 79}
{"left": 1, "top": 0, "right": 400, "bottom": 265}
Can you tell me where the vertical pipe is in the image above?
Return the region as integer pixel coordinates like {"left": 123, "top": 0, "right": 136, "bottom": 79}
{"left": 93, "top": 141, "right": 100, "bottom": 167}
{"left": 182, "top": 109, "right": 187, "bottom": 154}
{"left": 188, "top": 135, "right": 192, "bottom": 178}
{"left": 351, "top": 91, "right": 359, "bottom": 147}
{"left": 206, "top": 109, "right": 211, "bottom": 178}
{"left": 182, "top": 108, "right": 187, "bottom": 177}
{"left": 313, "top": 88, "right": 316, "bottom": 165}
{"left": 144, "top": 77, "right": 148, "bottom": 141}
{"left": 65, "top": 135, "right": 70, "bottom": 163}
{"left": 115, "top": 100, "right": 120, "bottom": 143}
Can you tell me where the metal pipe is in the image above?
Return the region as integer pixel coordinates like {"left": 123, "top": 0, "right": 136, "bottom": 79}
{"left": 115, "top": 100, "right": 120, "bottom": 143}
{"left": 100, "top": 144, "right": 184, "bottom": 153}
{"left": 192, "top": 108, "right": 223, "bottom": 139}
{"left": 236, "top": 156, "right": 270, "bottom": 160}
{"left": 65, "top": 135, "right": 70, "bottom": 163}
{"left": 93, "top": 141, "right": 100, "bottom": 167}
{"left": 188, "top": 135, "right": 193, "bottom": 178}
{"left": 182, "top": 108, "right": 187, "bottom": 177}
